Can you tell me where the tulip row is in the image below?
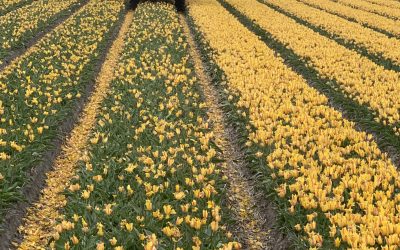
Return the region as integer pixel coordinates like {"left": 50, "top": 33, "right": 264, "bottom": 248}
{"left": 187, "top": 0, "right": 400, "bottom": 248}
{"left": 225, "top": 0, "right": 400, "bottom": 130}
{"left": 298, "top": 0, "right": 400, "bottom": 37}
{"left": 0, "top": 0, "right": 82, "bottom": 64}
{"left": 263, "top": 0, "right": 400, "bottom": 69}
{"left": 334, "top": 0, "right": 400, "bottom": 20}
{"left": 18, "top": 5, "right": 133, "bottom": 249}
{"left": 0, "top": 0, "right": 30, "bottom": 15}
{"left": 364, "top": 0, "right": 400, "bottom": 10}
{"left": 0, "top": 0, "right": 124, "bottom": 222}
{"left": 45, "top": 2, "right": 240, "bottom": 250}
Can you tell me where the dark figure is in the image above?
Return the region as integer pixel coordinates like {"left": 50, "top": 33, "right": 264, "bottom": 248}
{"left": 175, "top": 0, "right": 185, "bottom": 12}
{"left": 128, "top": 0, "right": 139, "bottom": 10}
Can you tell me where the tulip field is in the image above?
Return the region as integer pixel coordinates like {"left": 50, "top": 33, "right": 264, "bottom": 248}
{"left": 1, "top": 0, "right": 400, "bottom": 249}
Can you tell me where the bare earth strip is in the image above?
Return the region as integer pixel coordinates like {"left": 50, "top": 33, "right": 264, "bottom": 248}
{"left": 16, "top": 10, "right": 134, "bottom": 250}
{"left": 180, "top": 14, "right": 288, "bottom": 250}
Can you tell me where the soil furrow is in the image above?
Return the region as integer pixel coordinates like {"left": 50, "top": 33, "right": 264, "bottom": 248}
{"left": 0, "top": 7, "right": 130, "bottom": 250}
{"left": 180, "top": 13, "right": 288, "bottom": 250}
{"left": 16, "top": 10, "right": 132, "bottom": 250}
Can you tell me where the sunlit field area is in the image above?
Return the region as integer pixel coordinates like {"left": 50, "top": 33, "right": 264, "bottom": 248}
{"left": 0, "top": 0, "right": 400, "bottom": 249}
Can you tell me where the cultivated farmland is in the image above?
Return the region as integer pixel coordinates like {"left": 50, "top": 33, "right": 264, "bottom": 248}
{"left": 0, "top": 0, "right": 399, "bottom": 249}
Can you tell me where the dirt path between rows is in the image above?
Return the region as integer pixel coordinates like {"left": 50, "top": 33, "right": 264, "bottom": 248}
{"left": 179, "top": 13, "right": 290, "bottom": 250}
{"left": 15, "top": 9, "right": 134, "bottom": 250}
{"left": 0, "top": 7, "right": 129, "bottom": 250}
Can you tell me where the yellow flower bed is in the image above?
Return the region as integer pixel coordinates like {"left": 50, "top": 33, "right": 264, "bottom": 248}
{"left": 264, "top": 0, "right": 400, "bottom": 66}
{"left": 364, "top": 0, "right": 400, "bottom": 10}
{"left": 0, "top": 0, "right": 27, "bottom": 13}
{"left": 298, "top": 0, "right": 400, "bottom": 36}
{"left": 47, "top": 3, "right": 240, "bottom": 249}
{"left": 188, "top": 0, "right": 400, "bottom": 248}
{"left": 0, "top": 0, "right": 124, "bottom": 222}
{"left": 226, "top": 0, "right": 400, "bottom": 129}
{"left": 335, "top": 0, "right": 400, "bottom": 20}
{"left": 0, "top": 0, "right": 80, "bottom": 63}
{"left": 19, "top": 6, "right": 132, "bottom": 250}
